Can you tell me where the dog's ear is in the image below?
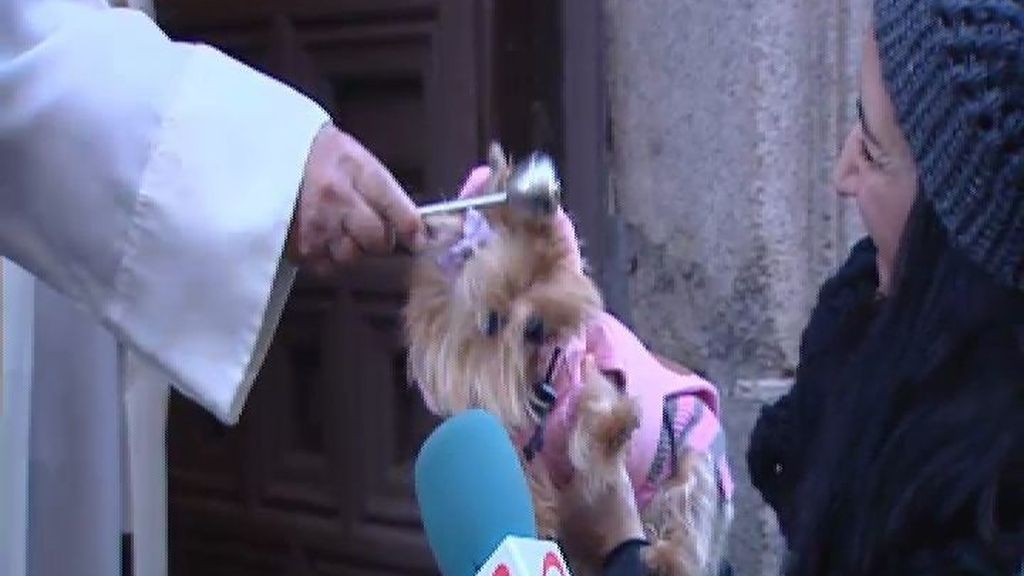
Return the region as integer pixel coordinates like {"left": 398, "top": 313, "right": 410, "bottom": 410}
{"left": 487, "top": 141, "right": 510, "bottom": 174}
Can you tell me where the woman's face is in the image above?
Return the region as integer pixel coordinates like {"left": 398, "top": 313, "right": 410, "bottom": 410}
{"left": 833, "top": 30, "right": 918, "bottom": 294}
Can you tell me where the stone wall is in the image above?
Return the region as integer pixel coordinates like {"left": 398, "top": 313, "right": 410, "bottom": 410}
{"left": 603, "top": 1, "right": 870, "bottom": 574}
{"left": 110, "top": 0, "right": 154, "bottom": 12}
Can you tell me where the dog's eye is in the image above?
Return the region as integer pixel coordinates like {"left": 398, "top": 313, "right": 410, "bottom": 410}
{"left": 523, "top": 316, "right": 546, "bottom": 345}
{"left": 482, "top": 310, "right": 503, "bottom": 336}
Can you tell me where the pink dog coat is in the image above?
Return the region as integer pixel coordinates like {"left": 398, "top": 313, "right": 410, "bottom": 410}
{"left": 421, "top": 166, "right": 734, "bottom": 510}
{"left": 524, "top": 313, "right": 735, "bottom": 510}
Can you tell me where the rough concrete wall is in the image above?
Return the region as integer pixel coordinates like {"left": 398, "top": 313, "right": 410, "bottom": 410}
{"left": 604, "top": 1, "right": 869, "bottom": 574}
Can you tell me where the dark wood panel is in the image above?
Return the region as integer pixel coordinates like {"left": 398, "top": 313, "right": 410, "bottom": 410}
{"left": 169, "top": 274, "right": 441, "bottom": 574}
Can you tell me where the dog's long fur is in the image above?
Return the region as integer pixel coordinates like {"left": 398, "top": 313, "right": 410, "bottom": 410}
{"left": 404, "top": 145, "right": 731, "bottom": 576}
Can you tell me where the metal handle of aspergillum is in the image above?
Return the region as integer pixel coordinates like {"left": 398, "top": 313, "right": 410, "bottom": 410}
{"left": 417, "top": 152, "right": 562, "bottom": 217}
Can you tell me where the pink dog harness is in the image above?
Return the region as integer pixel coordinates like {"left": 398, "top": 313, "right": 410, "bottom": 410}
{"left": 518, "top": 312, "right": 735, "bottom": 510}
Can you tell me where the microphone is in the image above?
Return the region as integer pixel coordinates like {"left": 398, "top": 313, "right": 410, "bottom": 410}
{"left": 414, "top": 409, "right": 572, "bottom": 576}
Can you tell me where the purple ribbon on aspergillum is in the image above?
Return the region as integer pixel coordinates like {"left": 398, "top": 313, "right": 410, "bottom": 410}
{"left": 434, "top": 208, "right": 496, "bottom": 279}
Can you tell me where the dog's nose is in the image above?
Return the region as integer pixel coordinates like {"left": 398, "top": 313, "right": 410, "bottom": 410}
{"left": 523, "top": 316, "right": 546, "bottom": 345}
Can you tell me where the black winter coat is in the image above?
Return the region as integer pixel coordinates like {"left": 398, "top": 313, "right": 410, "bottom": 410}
{"left": 746, "top": 238, "right": 1023, "bottom": 576}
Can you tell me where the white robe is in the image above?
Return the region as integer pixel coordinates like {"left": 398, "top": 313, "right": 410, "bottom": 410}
{"left": 0, "top": 0, "right": 331, "bottom": 574}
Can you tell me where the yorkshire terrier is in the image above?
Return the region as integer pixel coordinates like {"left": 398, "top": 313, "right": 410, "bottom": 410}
{"left": 404, "top": 145, "right": 734, "bottom": 576}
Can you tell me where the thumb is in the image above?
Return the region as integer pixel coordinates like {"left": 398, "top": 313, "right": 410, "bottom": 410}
{"left": 457, "top": 166, "right": 494, "bottom": 199}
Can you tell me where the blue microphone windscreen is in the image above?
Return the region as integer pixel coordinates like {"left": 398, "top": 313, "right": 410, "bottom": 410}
{"left": 414, "top": 409, "right": 537, "bottom": 576}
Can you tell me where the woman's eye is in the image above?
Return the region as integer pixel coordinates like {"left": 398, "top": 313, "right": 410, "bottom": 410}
{"left": 860, "top": 138, "right": 877, "bottom": 165}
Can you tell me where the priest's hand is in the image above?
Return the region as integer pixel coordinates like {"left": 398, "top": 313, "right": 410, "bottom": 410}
{"left": 286, "top": 124, "right": 427, "bottom": 274}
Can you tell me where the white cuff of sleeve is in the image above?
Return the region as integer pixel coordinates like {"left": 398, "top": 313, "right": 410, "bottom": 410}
{"left": 105, "top": 43, "right": 329, "bottom": 425}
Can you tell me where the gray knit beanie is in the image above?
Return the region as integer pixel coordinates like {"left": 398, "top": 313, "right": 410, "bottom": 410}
{"left": 874, "top": 0, "right": 1024, "bottom": 290}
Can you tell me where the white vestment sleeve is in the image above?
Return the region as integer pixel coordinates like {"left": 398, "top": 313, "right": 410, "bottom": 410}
{"left": 0, "top": 0, "right": 330, "bottom": 424}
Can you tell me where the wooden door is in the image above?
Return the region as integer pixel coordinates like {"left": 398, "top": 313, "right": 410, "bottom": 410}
{"left": 155, "top": 1, "right": 612, "bottom": 574}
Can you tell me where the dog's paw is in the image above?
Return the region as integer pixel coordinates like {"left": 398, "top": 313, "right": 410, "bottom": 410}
{"left": 593, "top": 396, "right": 640, "bottom": 460}
{"left": 569, "top": 362, "right": 641, "bottom": 473}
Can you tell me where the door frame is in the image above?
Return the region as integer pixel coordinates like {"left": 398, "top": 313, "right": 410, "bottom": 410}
{"left": 560, "top": 0, "right": 629, "bottom": 323}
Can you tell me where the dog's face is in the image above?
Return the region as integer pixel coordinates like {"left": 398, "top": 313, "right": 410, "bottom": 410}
{"left": 403, "top": 199, "right": 602, "bottom": 430}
